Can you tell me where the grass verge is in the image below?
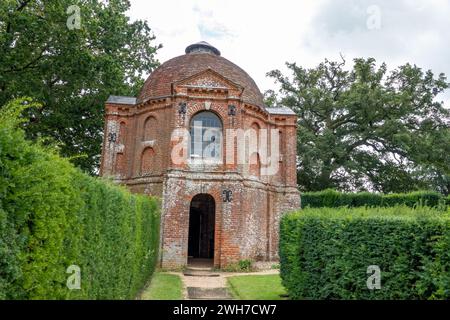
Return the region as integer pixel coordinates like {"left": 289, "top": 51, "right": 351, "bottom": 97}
{"left": 139, "top": 272, "right": 183, "bottom": 300}
{"left": 227, "top": 274, "right": 288, "bottom": 300}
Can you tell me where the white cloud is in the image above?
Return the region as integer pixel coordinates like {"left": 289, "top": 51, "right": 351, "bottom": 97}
{"left": 127, "top": 0, "right": 450, "bottom": 103}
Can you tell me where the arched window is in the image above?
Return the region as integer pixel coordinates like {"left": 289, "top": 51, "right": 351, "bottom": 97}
{"left": 115, "top": 122, "right": 127, "bottom": 175}
{"left": 143, "top": 116, "right": 157, "bottom": 141}
{"left": 189, "top": 111, "right": 222, "bottom": 160}
{"left": 119, "top": 121, "right": 127, "bottom": 144}
{"left": 248, "top": 122, "right": 261, "bottom": 177}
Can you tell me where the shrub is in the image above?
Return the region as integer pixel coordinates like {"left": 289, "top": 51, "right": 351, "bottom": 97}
{"left": 280, "top": 206, "right": 450, "bottom": 299}
{"left": 301, "top": 189, "right": 444, "bottom": 208}
{"left": 238, "top": 259, "right": 253, "bottom": 272}
{"left": 223, "top": 260, "right": 253, "bottom": 272}
{"left": 0, "top": 99, "right": 160, "bottom": 299}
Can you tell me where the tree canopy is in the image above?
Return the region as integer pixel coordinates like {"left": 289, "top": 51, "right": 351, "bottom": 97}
{"left": 267, "top": 57, "right": 450, "bottom": 194}
{"left": 0, "top": 0, "right": 161, "bottom": 174}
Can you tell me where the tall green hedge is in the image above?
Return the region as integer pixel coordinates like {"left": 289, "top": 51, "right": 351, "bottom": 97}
{"left": 280, "top": 206, "right": 450, "bottom": 299}
{"left": 301, "top": 189, "right": 445, "bottom": 208}
{"left": 0, "top": 100, "right": 160, "bottom": 299}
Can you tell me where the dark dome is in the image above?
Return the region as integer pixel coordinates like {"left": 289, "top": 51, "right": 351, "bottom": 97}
{"left": 137, "top": 42, "right": 265, "bottom": 108}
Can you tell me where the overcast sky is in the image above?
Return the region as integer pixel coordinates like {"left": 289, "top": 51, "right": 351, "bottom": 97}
{"left": 128, "top": 0, "right": 450, "bottom": 103}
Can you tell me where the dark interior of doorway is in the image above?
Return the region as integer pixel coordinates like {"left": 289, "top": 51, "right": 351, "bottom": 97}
{"left": 188, "top": 194, "right": 215, "bottom": 261}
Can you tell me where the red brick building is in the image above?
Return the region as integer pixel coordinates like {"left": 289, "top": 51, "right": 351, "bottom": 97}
{"left": 100, "top": 42, "right": 300, "bottom": 268}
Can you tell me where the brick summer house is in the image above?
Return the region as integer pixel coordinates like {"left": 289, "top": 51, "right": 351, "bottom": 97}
{"left": 100, "top": 42, "right": 300, "bottom": 268}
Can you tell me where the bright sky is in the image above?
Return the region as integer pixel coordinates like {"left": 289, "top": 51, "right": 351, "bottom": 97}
{"left": 127, "top": 0, "right": 450, "bottom": 103}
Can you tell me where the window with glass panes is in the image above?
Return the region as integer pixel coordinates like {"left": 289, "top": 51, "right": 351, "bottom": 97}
{"left": 189, "top": 112, "right": 222, "bottom": 159}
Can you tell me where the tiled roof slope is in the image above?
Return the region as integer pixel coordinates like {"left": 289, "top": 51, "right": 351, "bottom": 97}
{"left": 137, "top": 43, "right": 265, "bottom": 108}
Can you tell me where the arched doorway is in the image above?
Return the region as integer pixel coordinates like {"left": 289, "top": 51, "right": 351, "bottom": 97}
{"left": 188, "top": 194, "right": 215, "bottom": 265}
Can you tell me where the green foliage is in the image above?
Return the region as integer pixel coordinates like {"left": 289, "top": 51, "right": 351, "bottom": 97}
{"left": 267, "top": 58, "right": 450, "bottom": 194}
{"left": 223, "top": 260, "right": 254, "bottom": 272}
{"left": 301, "top": 189, "right": 445, "bottom": 208}
{"left": 0, "top": 99, "right": 160, "bottom": 299}
{"left": 238, "top": 259, "right": 253, "bottom": 272}
{"left": 280, "top": 206, "right": 450, "bottom": 299}
{"left": 0, "top": 0, "right": 161, "bottom": 174}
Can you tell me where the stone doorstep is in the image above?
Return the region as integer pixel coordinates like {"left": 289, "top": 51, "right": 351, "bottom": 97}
{"left": 183, "top": 269, "right": 220, "bottom": 277}
{"left": 185, "top": 266, "right": 214, "bottom": 272}
{"left": 187, "top": 287, "right": 232, "bottom": 300}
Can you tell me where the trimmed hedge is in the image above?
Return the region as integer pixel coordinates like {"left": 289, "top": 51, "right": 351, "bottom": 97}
{"left": 0, "top": 100, "right": 160, "bottom": 299}
{"left": 301, "top": 189, "right": 445, "bottom": 208}
{"left": 280, "top": 206, "right": 450, "bottom": 299}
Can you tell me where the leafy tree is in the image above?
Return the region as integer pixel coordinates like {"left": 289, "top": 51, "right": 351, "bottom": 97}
{"left": 0, "top": 0, "right": 161, "bottom": 174}
{"left": 267, "top": 57, "right": 450, "bottom": 194}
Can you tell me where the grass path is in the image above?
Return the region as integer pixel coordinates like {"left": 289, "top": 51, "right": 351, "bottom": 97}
{"left": 227, "top": 274, "right": 288, "bottom": 300}
{"left": 139, "top": 272, "right": 183, "bottom": 300}
{"left": 138, "top": 269, "right": 287, "bottom": 300}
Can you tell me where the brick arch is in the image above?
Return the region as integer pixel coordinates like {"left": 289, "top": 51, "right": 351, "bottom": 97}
{"left": 244, "top": 121, "right": 260, "bottom": 154}
{"left": 188, "top": 109, "right": 224, "bottom": 127}
{"left": 189, "top": 193, "right": 216, "bottom": 205}
{"left": 250, "top": 121, "right": 261, "bottom": 130}
{"left": 187, "top": 189, "right": 222, "bottom": 220}
{"left": 249, "top": 120, "right": 267, "bottom": 146}
{"left": 142, "top": 114, "right": 158, "bottom": 141}
{"left": 188, "top": 191, "right": 220, "bottom": 205}
{"left": 186, "top": 102, "right": 228, "bottom": 122}
{"left": 250, "top": 121, "right": 261, "bottom": 138}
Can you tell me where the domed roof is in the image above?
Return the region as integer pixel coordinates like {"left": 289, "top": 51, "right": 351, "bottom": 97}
{"left": 137, "top": 42, "right": 265, "bottom": 108}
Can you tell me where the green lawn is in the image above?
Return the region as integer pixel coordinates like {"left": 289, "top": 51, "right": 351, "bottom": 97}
{"left": 227, "top": 274, "right": 288, "bottom": 300}
{"left": 140, "top": 272, "right": 183, "bottom": 300}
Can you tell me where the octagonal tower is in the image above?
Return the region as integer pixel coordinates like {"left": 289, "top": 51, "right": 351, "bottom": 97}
{"left": 100, "top": 42, "right": 300, "bottom": 268}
